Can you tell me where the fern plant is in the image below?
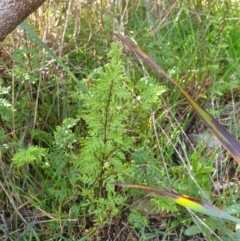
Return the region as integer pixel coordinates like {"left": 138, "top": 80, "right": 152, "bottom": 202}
{"left": 74, "top": 43, "right": 137, "bottom": 224}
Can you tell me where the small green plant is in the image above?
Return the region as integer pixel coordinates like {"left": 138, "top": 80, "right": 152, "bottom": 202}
{"left": 12, "top": 145, "right": 48, "bottom": 167}
{"left": 0, "top": 79, "right": 12, "bottom": 123}
{"left": 128, "top": 208, "right": 149, "bottom": 229}
{"left": 75, "top": 43, "right": 139, "bottom": 225}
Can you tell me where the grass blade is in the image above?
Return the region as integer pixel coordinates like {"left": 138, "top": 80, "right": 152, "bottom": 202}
{"left": 21, "top": 22, "right": 88, "bottom": 95}
{"left": 114, "top": 182, "right": 240, "bottom": 223}
{"left": 114, "top": 33, "right": 240, "bottom": 164}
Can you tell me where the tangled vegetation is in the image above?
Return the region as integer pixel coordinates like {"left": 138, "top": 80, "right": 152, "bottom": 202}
{"left": 1, "top": 0, "right": 240, "bottom": 240}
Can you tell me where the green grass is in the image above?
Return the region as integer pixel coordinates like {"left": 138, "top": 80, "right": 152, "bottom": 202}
{"left": 1, "top": 0, "right": 240, "bottom": 240}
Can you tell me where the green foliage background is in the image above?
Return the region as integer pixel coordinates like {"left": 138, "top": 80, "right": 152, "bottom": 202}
{"left": 1, "top": 0, "right": 240, "bottom": 240}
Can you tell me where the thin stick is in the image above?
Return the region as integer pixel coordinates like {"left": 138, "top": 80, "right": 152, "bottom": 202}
{"left": 0, "top": 181, "right": 29, "bottom": 226}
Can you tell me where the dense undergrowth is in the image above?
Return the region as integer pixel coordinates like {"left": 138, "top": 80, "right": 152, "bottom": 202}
{"left": 1, "top": 0, "right": 240, "bottom": 240}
